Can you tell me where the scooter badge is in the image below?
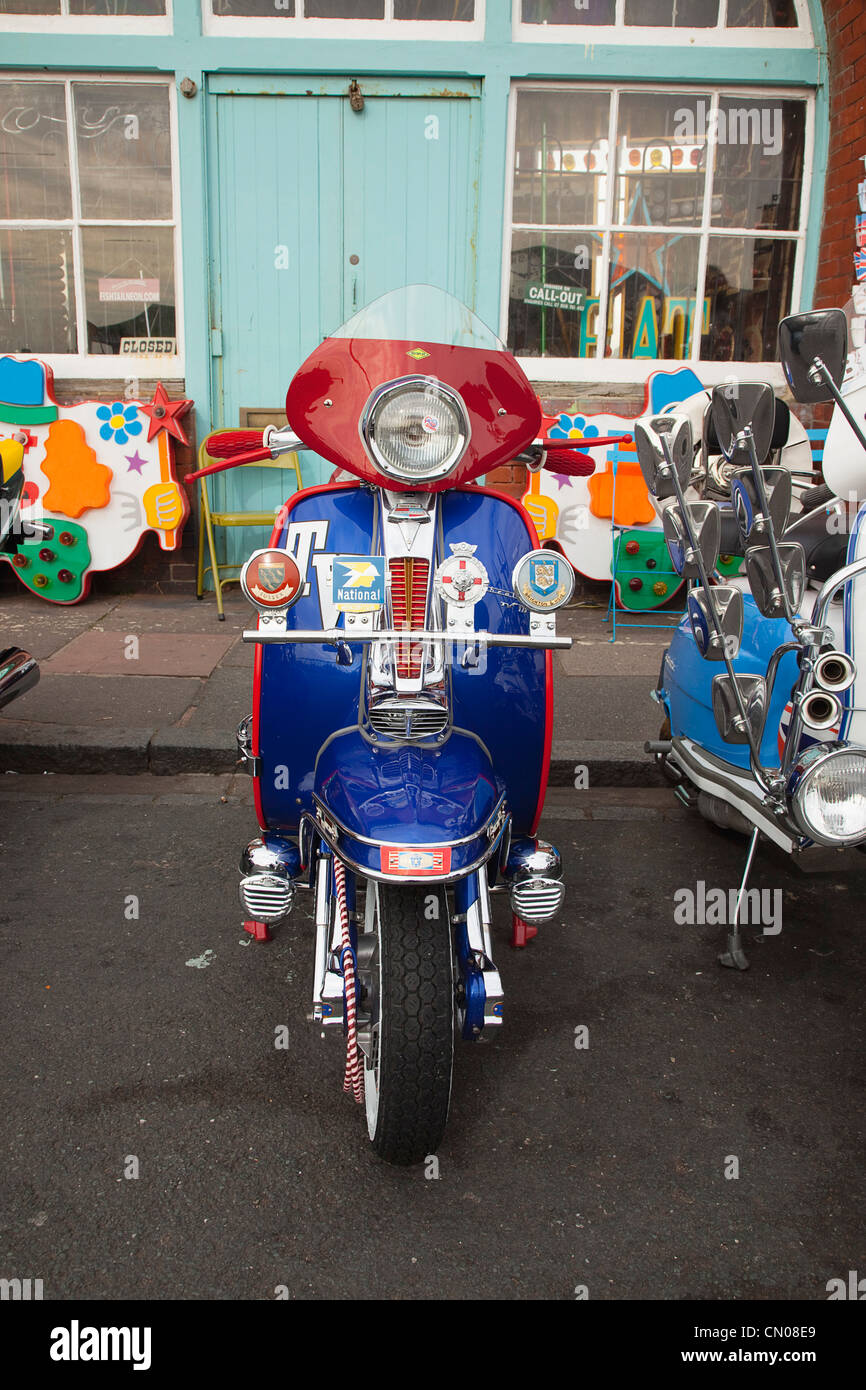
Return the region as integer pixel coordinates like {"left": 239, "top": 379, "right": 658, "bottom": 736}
{"left": 512, "top": 549, "right": 575, "bottom": 611}
{"left": 241, "top": 548, "right": 302, "bottom": 611}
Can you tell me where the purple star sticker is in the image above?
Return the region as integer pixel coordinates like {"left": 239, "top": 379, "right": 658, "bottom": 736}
{"left": 548, "top": 472, "right": 574, "bottom": 491}
{"left": 125, "top": 451, "right": 148, "bottom": 475}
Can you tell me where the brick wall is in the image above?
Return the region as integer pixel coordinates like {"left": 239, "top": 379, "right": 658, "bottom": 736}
{"left": 813, "top": 0, "right": 866, "bottom": 315}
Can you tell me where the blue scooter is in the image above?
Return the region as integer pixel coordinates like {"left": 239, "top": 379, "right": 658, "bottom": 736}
{"left": 190, "top": 285, "right": 598, "bottom": 1163}
{"left": 643, "top": 308, "right": 866, "bottom": 969}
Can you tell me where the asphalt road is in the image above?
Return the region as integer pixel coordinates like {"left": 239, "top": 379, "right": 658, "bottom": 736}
{"left": 0, "top": 777, "right": 864, "bottom": 1302}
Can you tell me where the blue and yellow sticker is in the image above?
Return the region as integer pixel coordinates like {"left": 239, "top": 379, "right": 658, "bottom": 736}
{"left": 332, "top": 555, "right": 386, "bottom": 612}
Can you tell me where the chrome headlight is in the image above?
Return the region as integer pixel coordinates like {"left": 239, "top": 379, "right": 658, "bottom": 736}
{"left": 788, "top": 742, "right": 866, "bottom": 845}
{"left": 361, "top": 376, "right": 469, "bottom": 483}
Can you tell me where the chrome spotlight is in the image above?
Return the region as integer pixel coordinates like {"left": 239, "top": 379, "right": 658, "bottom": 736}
{"left": 813, "top": 650, "right": 856, "bottom": 694}
{"left": 238, "top": 836, "right": 300, "bottom": 923}
{"left": 506, "top": 837, "right": 565, "bottom": 924}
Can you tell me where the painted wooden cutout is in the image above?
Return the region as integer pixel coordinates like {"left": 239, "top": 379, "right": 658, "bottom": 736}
{"left": 0, "top": 356, "right": 191, "bottom": 603}
{"left": 523, "top": 368, "right": 706, "bottom": 611}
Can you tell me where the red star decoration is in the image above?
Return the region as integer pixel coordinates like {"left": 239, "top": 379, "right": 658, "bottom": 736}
{"left": 140, "top": 383, "right": 193, "bottom": 446}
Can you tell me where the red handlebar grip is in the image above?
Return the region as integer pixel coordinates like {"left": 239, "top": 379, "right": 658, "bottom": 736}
{"left": 204, "top": 430, "right": 266, "bottom": 459}
{"left": 544, "top": 448, "right": 595, "bottom": 476}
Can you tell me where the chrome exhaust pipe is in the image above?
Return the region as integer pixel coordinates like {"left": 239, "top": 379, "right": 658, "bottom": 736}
{"left": 799, "top": 689, "right": 843, "bottom": 732}
{"left": 813, "top": 650, "right": 856, "bottom": 694}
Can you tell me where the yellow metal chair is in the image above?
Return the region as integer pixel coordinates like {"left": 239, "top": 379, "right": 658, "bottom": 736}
{"left": 194, "top": 428, "right": 303, "bottom": 620}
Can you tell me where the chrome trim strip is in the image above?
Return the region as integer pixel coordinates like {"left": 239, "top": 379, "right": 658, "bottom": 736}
{"left": 311, "top": 790, "right": 508, "bottom": 851}
{"left": 243, "top": 627, "right": 571, "bottom": 649}
{"left": 670, "top": 737, "right": 798, "bottom": 852}
{"left": 310, "top": 821, "right": 509, "bottom": 887}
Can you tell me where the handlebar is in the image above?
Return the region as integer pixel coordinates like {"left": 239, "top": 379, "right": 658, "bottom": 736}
{"left": 204, "top": 430, "right": 267, "bottom": 459}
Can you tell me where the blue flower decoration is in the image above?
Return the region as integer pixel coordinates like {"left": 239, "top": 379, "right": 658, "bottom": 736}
{"left": 548, "top": 413, "right": 601, "bottom": 442}
{"left": 97, "top": 402, "right": 143, "bottom": 447}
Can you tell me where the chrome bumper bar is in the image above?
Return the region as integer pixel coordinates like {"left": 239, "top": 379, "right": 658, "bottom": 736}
{"left": 243, "top": 627, "right": 572, "bottom": 650}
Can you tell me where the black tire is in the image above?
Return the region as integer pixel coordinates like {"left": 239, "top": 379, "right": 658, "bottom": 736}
{"left": 363, "top": 883, "right": 453, "bottom": 1166}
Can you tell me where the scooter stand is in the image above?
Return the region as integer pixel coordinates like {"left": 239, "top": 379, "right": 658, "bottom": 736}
{"left": 717, "top": 826, "right": 760, "bottom": 971}
{"left": 243, "top": 919, "right": 271, "bottom": 942}
{"left": 718, "top": 932, "right": 750, "bottom": 971}
{"left": 511, "top": 913, "right": 537, "bottom": 948}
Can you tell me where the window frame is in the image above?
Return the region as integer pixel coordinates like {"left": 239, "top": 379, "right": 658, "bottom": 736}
{"left": 501, "top": 79, "right": 815, "bottom": 386}
{"left": 202, "top": 0, "right": 484, "bottom": 40}
{"left": 0, "top": 70, "right": 184, "bottom": 378}
{"left": 0, "top": 1, "right": 172, "bottom": 37}
{"left": 513, "top": 0, "right": 814, "bottom": 48}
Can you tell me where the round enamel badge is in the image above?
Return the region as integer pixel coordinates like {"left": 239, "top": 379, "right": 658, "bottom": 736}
{"left": 433, "top": 544, "right": 489, "bottom": 608}
{"left": 240, "top": 548, "right": 302, "bottom": 610}
{"left": 512, "top": 549, "right": 574, "bottom": 612}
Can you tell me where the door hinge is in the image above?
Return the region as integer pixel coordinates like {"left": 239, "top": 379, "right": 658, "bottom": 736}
{"left": 211, "top": 328, "right": 223, "bottom": 357}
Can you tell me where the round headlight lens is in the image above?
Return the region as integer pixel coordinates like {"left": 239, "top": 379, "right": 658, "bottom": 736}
{"left": 363, "top": 378, "right": 468, "bottom": 482}
{"left": 789, "top": 743, "right": 866, "bottom": 845}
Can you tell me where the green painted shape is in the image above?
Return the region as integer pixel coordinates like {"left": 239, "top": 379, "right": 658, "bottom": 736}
{"left": 11, "top": 520, "right": 90, "bottom": 603}
{"left": 612, "top": 529, "right": 684, "bottom": 612}
{"left": 0, "top": 404, "right": 58, "bottom": 425}
{"left": 715, "top": 553, "right": 744, "bottom": 578}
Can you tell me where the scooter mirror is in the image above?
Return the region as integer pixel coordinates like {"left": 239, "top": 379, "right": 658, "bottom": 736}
{"left": 778, "top": 309, "right": 848, "bottom": 404}
{"left": 662, "top": 500, "right": 721, "bottom": 579}
{"left": 688, "top": 584, "right": 744, "bottom": 661}
{"left": 634, "top": 415, "right": 693, "bottom": 499}
{"left": 745, "top": 541, "right": 806, "bottom": 619}
{"left": 730, "top": 466, "right": 792, "bottom": 548}
{"left": 711, "top": 672, "right": 768, "bottom": 745}
{"left": 710, "top": 383, "right": 777, "bottom": 465}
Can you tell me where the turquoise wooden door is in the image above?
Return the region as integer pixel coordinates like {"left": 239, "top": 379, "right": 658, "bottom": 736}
{"left": 206, "top": 76, "right": 481, "bottom": 574}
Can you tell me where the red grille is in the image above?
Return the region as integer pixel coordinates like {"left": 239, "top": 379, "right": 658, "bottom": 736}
{"left": 389, "top": 557, "right": 429, "bottom": 679}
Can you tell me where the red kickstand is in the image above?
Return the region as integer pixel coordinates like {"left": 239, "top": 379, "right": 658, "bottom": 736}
{"left": 511, "top": 913, "right": 538, "bottom": 948}
{"left": 243, "top": 919, "right": 271, "bottom": 943}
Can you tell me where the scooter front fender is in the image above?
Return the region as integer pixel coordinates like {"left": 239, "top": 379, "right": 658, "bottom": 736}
{"left": 311, "top": 727, "right": 506, "bottom": 882}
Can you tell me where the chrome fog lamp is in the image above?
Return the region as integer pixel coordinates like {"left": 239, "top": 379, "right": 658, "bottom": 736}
{"left": 788, "top": 742, "right": 866, "bottom": 845}
{"left": 506, "top": 836, "right": 565, "bottom": 924}
{"left": 361, "top": 376, "right": 469, "bottom": 483}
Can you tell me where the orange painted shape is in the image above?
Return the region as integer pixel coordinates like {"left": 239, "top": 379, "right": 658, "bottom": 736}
{"left": 521, "top": 469, "right": 559, "bottom": 541}
{"left": 41, "top": 419, "right": 112, "bottom": 519}
{"left": 587, "top": 448, "right": 655, "bottom": 527}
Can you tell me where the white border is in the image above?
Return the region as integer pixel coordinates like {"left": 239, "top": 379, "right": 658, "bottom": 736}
{"left": 0, "top": 70, "right": 184, "bottom": 379}
{"left": 513, "top": 0, "right": 813, "bottom": 48}
{"left": 502, "top": 79, "right": 815, "bottom": 387}
{"left": 0, "top": 0, "right": 171, "bottom": 37}
{"left": 202, "top": 0, "right": 484, "bottom": 40}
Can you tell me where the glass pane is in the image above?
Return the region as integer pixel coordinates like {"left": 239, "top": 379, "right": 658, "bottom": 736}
{"left": 513, "top": 90, "right": 611, "bottom": 227}
{"left": 701, "top": 235, "right": 796, "bottom": 362}
{"left": 0, "top": 229, "right": 76, "bottom": 353}
{"left": 210, "top": 1, "right": 295, "bottom": 13}
{"left": 616, "top": 93, "right": 707, "bottom": 229}
{"left": 68, "top": 1, "right": 166, "bottom": 13}
{"left": 508, "top": 229, "right": 604, "bottom": 358}
{"left": 606, "top": 231, "right": 701, "bottom": 360}
{"left": 74, "top": 84, "right": 172, "bottom": 221}
{"left": 727, "top": 0, "right": 797, "bottom": 25}
{"left": 0, "top": 1, "right": 60, "bottom": 12}
{"left": 394, "top": 0, "right": 473, "bottom": 17}
{"left": 305, "top": 1, "right": 383, "bottom": 15}
{"left": 0, "top": 82, "right": 71, "bottom": 219}
{"left": 82, "top": 225, "right": 175, "bottom": 355}
{"left": 521, "top": 1, "right": 615, "bottom": 21}
{"left": 624, "top": 0, "right": 718, "bottom": 24}
{"left": 710, "top": 98, "right": 804, "bottom": 231}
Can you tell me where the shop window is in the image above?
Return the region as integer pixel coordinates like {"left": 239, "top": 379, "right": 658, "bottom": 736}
{"left": 520, "top": 0, "right": 801, "bottom": 30}
{"left": 207, "top": 1, "right": 475, "bottom": 28}
{"left": 507, "top": 85, "right": 809, "bottom": 370}
{"left": 0, "top": 79, "right": 178, "bottom": 365}
{"left": 0, "top": 1, "right": 166, "bottom": 13}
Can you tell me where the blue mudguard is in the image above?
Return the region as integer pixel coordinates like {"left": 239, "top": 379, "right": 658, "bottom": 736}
{"left": 254, "top": 483, "right": 548, "bottom": 840}
{"left": 661, "top": 592, "right": 800, "bottom": 768}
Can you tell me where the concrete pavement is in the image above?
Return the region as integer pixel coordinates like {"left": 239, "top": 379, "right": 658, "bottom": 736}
{"left": 0, "top": 588, "right": 676, "bottom": 783}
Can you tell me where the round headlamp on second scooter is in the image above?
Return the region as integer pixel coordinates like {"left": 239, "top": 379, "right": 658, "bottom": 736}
{"left": 787, "top": 742, "right": 866, "bottom": 846}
